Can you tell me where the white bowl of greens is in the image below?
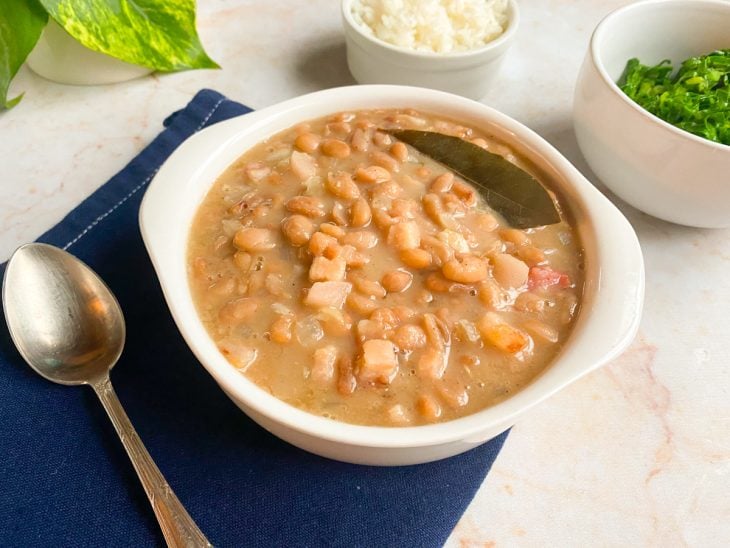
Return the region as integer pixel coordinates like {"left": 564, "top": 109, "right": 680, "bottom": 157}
{"left": 573, "top": 0, "right": 730, "bottom": 228}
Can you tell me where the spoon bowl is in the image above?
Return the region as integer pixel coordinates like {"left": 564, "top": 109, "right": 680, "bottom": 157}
{"left": 3, "top": 243, "right": 124, "bottom": 385}
{"left": 2, "top": 243, "right": 210, "bottom": 547}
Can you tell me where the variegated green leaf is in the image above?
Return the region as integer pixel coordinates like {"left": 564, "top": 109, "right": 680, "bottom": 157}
{"left": 0, "top": 0, "right": 48, "bottom": 110}
{"left": 38, "top": 0, "right": 219, "bottom": 71}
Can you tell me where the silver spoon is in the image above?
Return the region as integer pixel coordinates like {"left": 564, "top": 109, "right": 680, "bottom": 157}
{"left": 2, "top": 243, "right": 211, "bottom": 548}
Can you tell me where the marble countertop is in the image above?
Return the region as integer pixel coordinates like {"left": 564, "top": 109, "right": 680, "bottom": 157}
{"left": 2, "top": 0, "right": 728, "bottom": 545}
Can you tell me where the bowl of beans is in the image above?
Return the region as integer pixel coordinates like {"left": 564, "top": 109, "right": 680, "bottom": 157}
{"left": 140, "top": 85, "right": 644, "bottom": 465}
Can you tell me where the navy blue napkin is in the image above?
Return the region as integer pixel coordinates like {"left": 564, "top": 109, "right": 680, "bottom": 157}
{"left": 0, "top": 90, "right": 508, "bottom": 547}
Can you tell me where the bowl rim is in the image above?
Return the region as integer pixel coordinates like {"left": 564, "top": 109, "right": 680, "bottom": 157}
{"left": 590, "top": 0, "right": 730, "bottom": 152}
{"left": 340, "top": 0, "right": 520, "bottom": 60}
{"left": 140, "top": 85, "right": 644, "bottom": 449}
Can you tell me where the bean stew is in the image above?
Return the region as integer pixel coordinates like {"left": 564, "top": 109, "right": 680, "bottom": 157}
{"left": 188, "top": 109, "right": 583, "bottom": 426}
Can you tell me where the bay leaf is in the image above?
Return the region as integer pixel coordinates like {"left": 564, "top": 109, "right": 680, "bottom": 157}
{"left": 389, "top": 130, "right": 561, "bottom": 228}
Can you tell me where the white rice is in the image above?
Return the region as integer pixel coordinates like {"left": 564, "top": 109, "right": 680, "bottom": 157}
{"left": 350, "top": 0, "right": 510, "bottom": 54}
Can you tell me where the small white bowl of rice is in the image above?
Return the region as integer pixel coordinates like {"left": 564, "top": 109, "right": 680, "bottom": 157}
{"left": 342, "top": 0, "right": 519, "bottom": 100}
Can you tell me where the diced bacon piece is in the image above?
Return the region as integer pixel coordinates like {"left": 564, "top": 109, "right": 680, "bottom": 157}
{"left": 311, "top": 346, "right": 337, "bottom": 386}
{"left": 418, "top": 347, "right": 447, "bottom": 380}
{"left": 358, "top": 339, "right": 398, "bottom": 384}
{"left": 309, "top": 256, "right": 346, "bottom": 282}
{"left": 478, "top": 312, "right": 530, "bottom": 354}
{"left": 304, "top": 281, "right": 352, "bottom": 309}
{"left": 387, "top": 221, "right": 421, "bottom": 250}
{"left": 528, "top": 266, "right": 571, "bottom": 290}
{"left": 308, "top": 232, "right": 339, "bottom": 256}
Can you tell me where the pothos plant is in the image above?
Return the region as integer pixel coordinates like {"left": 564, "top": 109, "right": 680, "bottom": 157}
{"left": 0, "top": 0, "right": 219, "bottom": 110}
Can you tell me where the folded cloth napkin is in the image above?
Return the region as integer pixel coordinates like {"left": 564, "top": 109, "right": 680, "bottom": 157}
{"left": 0, "top": 90, "right": 508, "bottom": 547}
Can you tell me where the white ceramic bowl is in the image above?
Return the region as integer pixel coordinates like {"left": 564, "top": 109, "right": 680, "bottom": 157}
{"left": 140, "top": 85, "right": 644, "bottom": 466}
{"left": 574, "top": 0, "right": 730, "bottom": 228}
{"left": 341, "top": 0, "right": 519, "bottom": 100}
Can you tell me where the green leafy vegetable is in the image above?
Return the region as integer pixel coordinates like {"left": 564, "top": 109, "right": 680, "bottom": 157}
{"left": 38, "top": 0, "right": 219, "bottom": 71}
{"left": 390, "top": 130, "right": 561, "bottom": 229}
{"left": 620, "top": 49, "right": 730, "bottom": 146}
{"left": 0, "top": 0, "right": 47, "bottom": 110}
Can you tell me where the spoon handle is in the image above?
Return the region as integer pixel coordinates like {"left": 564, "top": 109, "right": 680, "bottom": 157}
{"left": 92, "top": 377, "right": 212, "bottom": 548}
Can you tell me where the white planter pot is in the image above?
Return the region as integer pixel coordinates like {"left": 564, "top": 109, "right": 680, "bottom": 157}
{"left": 26, "top": 21, "right": 153, "bottom": 85}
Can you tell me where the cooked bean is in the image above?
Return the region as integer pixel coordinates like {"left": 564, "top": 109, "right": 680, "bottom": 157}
{"left": 350, "top": 273, "right": 387, "bottom": 298}
{"left": 294, "top": 132, "right": 320, "bottom": 153}
{"left": 349, "top": 198, "right": 372, "bottom": 227}
{"left": 442, "top": 256, "right": 488, "bottom": 283}
{"left": 372, "top": 131, "right": 392, "bottom": 147}
{"left": 392, "top": 324, "right": 426, "bottom": 351}
{"left": 478, "top": 313, "right": 530, "bottom": 354}
{"left": 319, "top": 222, "right": 346, "bottom": 239}
{"left": 234, "top": 227, "right": 276, "bottom": 251}
{"left": 390, "top": 141, "right": 409, "bottom": 162}
{"left": 342, "top": 230, "right": 378, "bottom": 250}
{"left": 399, "top": 248, "right": 432, "bottom": 269}
{"left": 382, "top": 270, "right": 413, "bottom": 293}
{"left": 286, "top": 196, "right": 325, "bottom": 218}
{"left": 372, "top": 209, "right": 397, "bottom": 229}
{"left": 281, "top": 215, "right": 314, "bottom": 246}
{"left": 354, "top": 165, "right": 391, "bottom": 184}
{"left": 430, "top": 172, "right": 454, "bottom": 193}
{"left": 346, "top": 292, "right": 378, "bottom": 314}
{"left": 499, "top": 228, "right": 530, "bottom": 246}
{"left": 517, "top": 245, "right": 546, "bottom": 266}
{"left": 331, "top": 201, "right": 348, "bottom": 226}
{"left": 351, "top": 128, "right": 370, "bottom": 152}
{"left": 325, "top": 172, "right": 360, "bottom": 200}
{"left": 451, "top": 180, "right": 477, "bottom": 206}
{"left": 321, "top": 139, "right": 351, "bottom": 158}
{"left": 478, "top": 278, "right": 505, "bottom": 308}
{"left": 422, "top": 193, "right": 452, "bottom": 228}
{"left": 370, "top": 150, "right": 399, "bottom": 172}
